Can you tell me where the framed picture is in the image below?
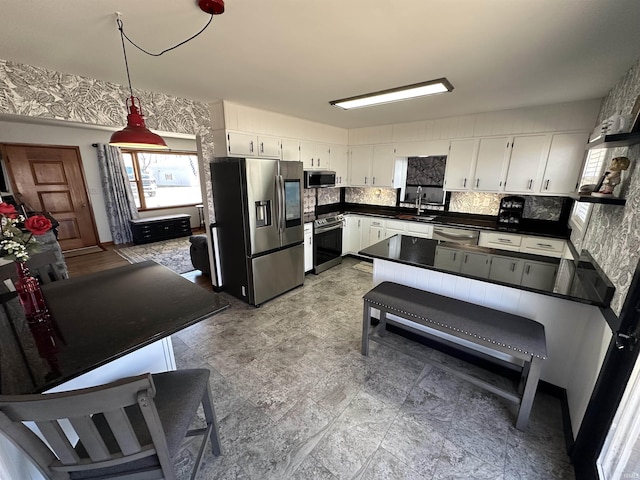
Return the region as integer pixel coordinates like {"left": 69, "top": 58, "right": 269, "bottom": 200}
{"left": 631, "top": 95, "right": 640, "bottom": 133}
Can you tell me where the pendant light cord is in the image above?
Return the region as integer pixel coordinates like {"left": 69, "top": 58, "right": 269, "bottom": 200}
{"left": 116, "top": 15, "right": 213, "bottom": 58}
{"left": 117, "top": 18, "right": 134, "bottom": 98}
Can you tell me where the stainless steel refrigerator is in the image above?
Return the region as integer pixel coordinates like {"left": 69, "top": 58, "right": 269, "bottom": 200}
{"left": 211, "top": 157, "right": 304, "bottom": 306}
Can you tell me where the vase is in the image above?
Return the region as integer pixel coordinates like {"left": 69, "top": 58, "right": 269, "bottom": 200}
{"left": 14, "top": 261, "right": 51, "bottom": 325}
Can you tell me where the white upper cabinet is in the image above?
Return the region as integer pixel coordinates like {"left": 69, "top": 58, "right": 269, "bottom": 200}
{"left": 281, "top": 138, "right": 300, "bottom": 161}
{"left": 540, "top": 132, "right": 588, "bottom": 194}
{"left": 330, "top": 144, "right": 349, "bottom": 186}
{"left": 444, "top": 139, "right": 477, "bottom": 191}
{"left": 371, "top": 145, "right": 396, "bottom": 187}
{"left": 349, "top": 146, "right": 373, "bottom": 186}
{"left": 300, "top": 141, "right": 330, "bottom": 169}
{"left": 473, "top": 137, "right": 510, "bottom": 192}
{"left": 316, "top": 144, "right": 331, "bottom": 169}
{"left": 503, "top": 135, "right": 549, "bottom": 193}
{"left": 226, "top": 131, "right": 280, "bottom": 158}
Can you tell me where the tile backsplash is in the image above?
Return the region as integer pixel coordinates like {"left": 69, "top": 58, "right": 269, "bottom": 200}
{"left": 344, "top": 187, "right": 397, "bottom": 206}
{"left": 449, "top": 192, "right": 565, "bottom": 221}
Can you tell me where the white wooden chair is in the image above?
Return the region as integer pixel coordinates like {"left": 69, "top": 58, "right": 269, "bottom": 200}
{"left": 0, "top": 369, "right": 222, "bottom": 479}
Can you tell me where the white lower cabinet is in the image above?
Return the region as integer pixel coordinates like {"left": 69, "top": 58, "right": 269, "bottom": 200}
{"left": 406, "top": 222, "right": 433, "bottom": 239}
{"left": 478, "top": 231, "right": 522, "bottom": 251}
{"left": 520, "top": 236, "right": 566, "bottom": 258}
{"left": 434, "top": 246, "right": 463, "bottom": 272}
{"left": 489, "top": 257, "right": 524, "bottom": 284}
{"left": 521, "top": 261, "right": 557, "bottom": 290}
{"left": 460, "top": 252, "right": 491, "bottom": 278}
{"left": 304, "top": 223, "right": 313, "bottom": 272}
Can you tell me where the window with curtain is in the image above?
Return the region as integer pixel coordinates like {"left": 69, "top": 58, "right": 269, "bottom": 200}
{"left": 121, "top": 150, "right": 202, "bottom": 210}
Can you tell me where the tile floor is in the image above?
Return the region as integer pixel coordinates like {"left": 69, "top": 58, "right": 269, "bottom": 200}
{"left": 172, "top": 257, "right": 574, "bottom": 479}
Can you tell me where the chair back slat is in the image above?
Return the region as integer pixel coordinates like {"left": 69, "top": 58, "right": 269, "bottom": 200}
{"left": 103, "top": 408, "right": 142, "bottom": 455}
{"left": 68, "top": 416, "right": 111, "bottom": 462}
{"left": 34, "top": 419, "right": 80, "bottom": 466}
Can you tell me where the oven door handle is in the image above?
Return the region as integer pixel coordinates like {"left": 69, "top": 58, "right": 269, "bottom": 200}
{"left": 314, "top": 224, "right": 343, "bottom": 234}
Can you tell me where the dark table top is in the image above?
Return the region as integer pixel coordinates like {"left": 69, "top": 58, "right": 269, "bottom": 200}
{"left": 359, "top": 235, "right": 614, "bottom": 307}
{"left": 0, "top": 261, "right": 229, "bottom": 395}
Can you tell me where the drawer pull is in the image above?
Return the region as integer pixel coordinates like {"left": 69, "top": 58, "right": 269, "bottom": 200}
{"left": 498, "top": 238, "right": 513, "bottom": 243}
{"left": 537, "top": 243, "right": 553, "bottom": 248}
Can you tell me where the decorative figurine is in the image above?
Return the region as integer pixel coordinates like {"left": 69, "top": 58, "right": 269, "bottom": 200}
{"left": 592, "top": 156, "right": 631, "bottom": 197}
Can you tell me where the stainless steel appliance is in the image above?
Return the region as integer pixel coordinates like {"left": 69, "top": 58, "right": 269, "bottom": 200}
{"left": 304, "top": 170, "right": 336, "bottom": 188}
{"left": 313, "top": 214, "right": 344, "bottom": 274}
{"left": 432, "top": 226, "right": 479, "bottom": 245}
{"left": 211, "top": 157, "right": 304, "bottom": 306}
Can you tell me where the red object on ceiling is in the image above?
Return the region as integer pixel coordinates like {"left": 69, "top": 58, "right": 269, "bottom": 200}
{"left": 110, "top": 97, "right": 169, "bottom": 150}
{"left": 198, "top": 0, "right": 225, "bottom": 15}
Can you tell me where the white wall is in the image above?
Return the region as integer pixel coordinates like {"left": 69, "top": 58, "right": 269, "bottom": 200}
{"left": 0, "top": 117, "right": 198, "bottom": 243}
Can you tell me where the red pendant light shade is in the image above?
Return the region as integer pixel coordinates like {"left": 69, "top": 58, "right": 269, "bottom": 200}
{"left": 198, "top": 0, "right": 225, "bottom": 15}
{"left": 110, "top": 96, "right": 169, "bottom": 150}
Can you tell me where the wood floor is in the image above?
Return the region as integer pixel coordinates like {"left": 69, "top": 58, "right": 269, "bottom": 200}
{"left": 63, "top": 240, "right": 213, "bottom": 290}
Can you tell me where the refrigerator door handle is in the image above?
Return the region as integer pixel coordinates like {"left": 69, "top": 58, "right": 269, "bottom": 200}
{"left": 276, "top": 174, "right": 285, "bottom": 233}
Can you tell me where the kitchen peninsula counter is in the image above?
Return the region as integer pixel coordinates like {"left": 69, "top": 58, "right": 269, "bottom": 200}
{"left": 359, "top": 235, "right": 614, "bottom": 307}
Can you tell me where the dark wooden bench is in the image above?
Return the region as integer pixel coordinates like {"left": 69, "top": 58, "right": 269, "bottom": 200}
{"left": 362, "top": 281, "right": 547, "bottom": 430}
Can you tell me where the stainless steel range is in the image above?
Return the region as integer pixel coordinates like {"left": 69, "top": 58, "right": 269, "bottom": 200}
{"left": 313, "top": 214, "right": 344, "bottom": 274}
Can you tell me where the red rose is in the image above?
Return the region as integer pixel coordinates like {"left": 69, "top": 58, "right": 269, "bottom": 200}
{"left": 0, "top": 202, "right": 18, "bottom": 218}
{"left": 24, "top": 215, "right": 52, "bottom": 235}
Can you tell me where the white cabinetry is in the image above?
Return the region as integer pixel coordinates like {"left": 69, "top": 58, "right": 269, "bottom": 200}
{"left": 406, "top": 222, "right": 434, "bottom": 239}
{"left": 368, "top": 219, "right": 387, "bottom": 245}
{"left": 540, "top": 132, "right": 588, "bottom": 194}
{"left": 460, "top": 252, "right": 491, "bottom": 277}
{"left": 385, "top": 220, "right": 407, "bottom": 237}
{"left": 343, "top": 215, "right": 366, "bottom": 254}
{"left": 371, "top": 145, "right": 396, "bottom": 187}
{"left": 434, "top": 246, "right": 463, "bottom": 272}
{"left": 521, "top": 261, "right": 557, "bottom": 290}
{"left": 473, "top": 137, "right": 509, "bottom": 192}
{"left": 520, "top": 236, "right": 566, "bottom": 258}
{"left": 300, "top": 141, "right": 330, "bottom": 169}
{"left": 489, "top": 257, "right": 524, "bottom": 284}
{"left": 304, "top": 223, "right": 313, "bottom": 272}
{"left": 281, "top": 139, "right": 300, "bottom": 161}
{"left": 349, "top": 146, "right": 373, "bottom": 186}
{"left": 503, "top": 135, "right": 549, "bottom": 193}
{"left": 330, "top": 144, "right": 349, "bottom": 186}
{"left": 478, "top": 231, "right": 522, "bottom": 252}
{"left": 226, "top": 132, "right": 281, "bottom": 158}
{"left": 444, "top": 139, "right": 477, "bottom": 191}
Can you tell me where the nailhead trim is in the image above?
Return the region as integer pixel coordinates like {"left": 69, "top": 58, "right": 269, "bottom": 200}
{"left": 365, "top": 299, "right": 547, "bottom": 360}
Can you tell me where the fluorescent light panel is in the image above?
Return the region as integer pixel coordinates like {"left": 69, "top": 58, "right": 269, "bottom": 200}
{"left": 330, "top": 78, "right": 453, "bottom": 110}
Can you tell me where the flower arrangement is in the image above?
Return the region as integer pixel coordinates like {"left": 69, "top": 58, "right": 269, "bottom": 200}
{"left": 0, "top": 202, "right": 53, "bottom": 262}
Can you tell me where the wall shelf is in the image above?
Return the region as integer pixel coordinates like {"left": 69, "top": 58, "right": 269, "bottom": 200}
{"left": 570, "top": 193, "right": 626, "bottom": 206}
{"left": 586, "top": 131, "right": 640, "bottom": 149}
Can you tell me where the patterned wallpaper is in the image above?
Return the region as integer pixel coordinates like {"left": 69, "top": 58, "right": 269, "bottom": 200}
{"left": 0, "top": 59, "right": 217, "bottom": 220}
{"left": 406, "top": 156, "right": 446, "bottom": 186}
{"left": 449, "top": 192, "right": 565, "bottom": 220}
{"left": 345, "top": 187, "right": 397, "bottom": 206}
{"left": 582, "top": 57, "right": 640, "bottom": 315}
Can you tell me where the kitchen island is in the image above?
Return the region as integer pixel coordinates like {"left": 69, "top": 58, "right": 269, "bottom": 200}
{"left": 359, "top": 235, "right": 614, "bottom": 435}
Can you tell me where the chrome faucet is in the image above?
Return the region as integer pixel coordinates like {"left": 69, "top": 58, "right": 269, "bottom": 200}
{"left": 415, "top": 186, "right": 423, "bottom": 215}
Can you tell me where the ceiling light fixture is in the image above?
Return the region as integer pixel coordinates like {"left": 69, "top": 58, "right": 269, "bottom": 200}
{"left": 110, "top": 1, "right": 225, "bottom": 149}
{"left": 329, "top": 78, "right": 454, "bottom": 110}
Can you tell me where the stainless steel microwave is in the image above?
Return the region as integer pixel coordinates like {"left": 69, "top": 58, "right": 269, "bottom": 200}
{"left": 304, "top": 170, "right": 336, "bottom": 188}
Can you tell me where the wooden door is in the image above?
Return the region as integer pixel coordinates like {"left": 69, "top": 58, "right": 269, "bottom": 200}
{"left": 1, "top": 144, "right": 98, "bottom": 251}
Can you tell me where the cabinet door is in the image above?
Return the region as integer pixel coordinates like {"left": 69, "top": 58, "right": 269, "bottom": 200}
{"left": 504, "top": 135, "right": 548, "bottom": 193}
{"left": 350, "top": 146, "right": 373, "bottom": 187}
{"left": 299, "top": 141, "right": 316, "bottom": 169}
{"left": 371, "top": 145, "right": 396, "bottom": 187}
{"left": 227, "top": 132, "right": 257, "bottom": 156}
{"left": 541, "top": 132, "right": 589, "bottom": 194}
{"left": 489, "top": 257, "right": 524, "bottom": 284}
{"left": 521, "top": 261, "right": 557, "bottom": 290}
{"left": 368, "top": 219, "right": 386, "bottom": 246}
{"left": 330, "top": 145, "right": 349, "bottom": 186}
{"left": 315, "top": 144, "right": 331, "bottom": 169}
{"left": 460, "top": 252, "right": 491, "bottom": 278}
{"left": 473, "top": 137, "right": 509, "bottom": 192}
{"left": 406, "top": 222, "right": 433, "bottom": 239}
{"left": 257, "top": 136, "right": 281, "bottom": 158}
{"left": 434, "top": 246, "right": 462, "bottom": 273}
{"left": 281, "top": 139, "right": 300, "bottom": 161}
{"left": 304, "top": 223, "right": 313, "bottom": 272}
{"left": 478, "top": 231, "right": 522, "bottom": 252}
{"left": 444, "top": 139, "right": 476, "bottom": 190}
{"left": 385, "top": 220, "right": 407, "bottom": 237}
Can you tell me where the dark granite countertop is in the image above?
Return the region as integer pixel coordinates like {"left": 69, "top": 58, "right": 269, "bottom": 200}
{"left": 316, "top": 203, "right": 570, "bottom": 239}
{"left": 359, "top": 235, "right": 614, "bottom": 307}
{"left": 0, "top": 261, "right": 229, "bottom": 395}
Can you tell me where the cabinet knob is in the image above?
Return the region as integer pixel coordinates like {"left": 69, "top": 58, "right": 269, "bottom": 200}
{"left": 463, "top": 178, "right": 467, "bottom": 188}
{"left": 372, "top": 177, "right": 376, "bottom": 185}
{"left": 476, "top": 179, "right": 479, "bottom": 188}
{"left": 250, "top": 141, "right": 254, "bottom": 153}
{"left": 544, "top": 179, "right": 550, "bottom": 190}
{"left": 528, "top": 179, "right": 533, "bottom": 189}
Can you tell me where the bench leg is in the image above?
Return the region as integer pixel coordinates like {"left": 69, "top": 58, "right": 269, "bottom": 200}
{"left": 516, "top": 357, "right": 543, "bottom": 431}
{"left": 362, "top": 299, "right": 371, "bottom": 356}
{"left": 518, "top": 360, "right": 532, "bottom": 396}
{"left": 378, "top": 310, "right": 387, "bottom": 337}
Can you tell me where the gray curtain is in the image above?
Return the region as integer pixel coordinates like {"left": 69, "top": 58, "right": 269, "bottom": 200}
{"left": 96, "top": 144, "right": 139, "bottom": 244}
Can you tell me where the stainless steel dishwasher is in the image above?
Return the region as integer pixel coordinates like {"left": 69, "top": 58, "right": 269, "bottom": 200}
{"left": 432, "top": 226, "right": 480, "bottom": 245}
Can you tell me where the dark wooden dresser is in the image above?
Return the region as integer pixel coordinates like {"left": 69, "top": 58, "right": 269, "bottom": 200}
{"left": 130, "top": 214, "right": 191, "bottom": 244}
